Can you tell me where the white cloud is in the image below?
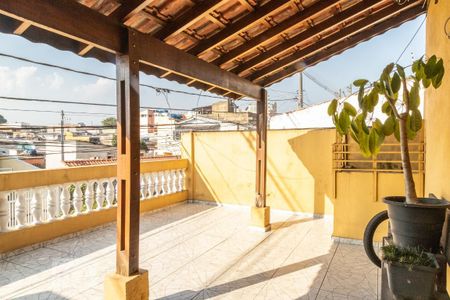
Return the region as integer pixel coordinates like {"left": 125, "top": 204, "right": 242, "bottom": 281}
{"left": 0, "top": 66, "right": 37, "bottom": 95}
{"left": 45, "top": 72, "right": 64, "bottom": 90}
{"left": 73, "top": 78, "right": 115, "bottom": 102}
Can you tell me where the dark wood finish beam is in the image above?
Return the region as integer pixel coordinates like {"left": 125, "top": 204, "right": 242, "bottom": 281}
{"left": 255, "top": 89, "right": 267, "bottom": 207}
{"left": 0, "top": 0, "right": 125, "bottom": 53}
{"left": 233, "top": 0, "right": 386, "bottom": 76}
{"left": 213, "top": 0, "right": 343, "bottom": 68}
{"left": 115, "top": 29, "right": 141, "bottom": 276}
{"left": 249, "top": 1, "right": 422, "bottom": 82}
{"left": 188, "top": 0, "right": 292, "bottom": 56}
{"left": 260, "top": 5, "right": 425, "bottom": 87}
{"left": 154, "top": 0, "right": 223, "bottom": 41}
{"left": 135, "top": 32, "right": 262, "bottom": 99}
{"left": 13, "top": 20, "right": 31, "bottom": 35}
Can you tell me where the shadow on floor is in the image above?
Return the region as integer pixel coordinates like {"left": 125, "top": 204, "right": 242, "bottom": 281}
{"left": 11, "top": 291, "right": 69, "bottom": 300}
{"left": 156, "top": 254, "right": 329, "bottom": 300}
{"left": 271, "top": 217, "right": 315, "bottom": 229}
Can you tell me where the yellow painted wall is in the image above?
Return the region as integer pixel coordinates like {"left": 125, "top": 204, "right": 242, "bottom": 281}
{"left": 424, "top": 0, "right": 450, "bottom": 290}
{"left": 334, "top": 172, "right": 422, "bottom": 240}
{"left": 183, "top": 129, "right": 336, "bottom": 216}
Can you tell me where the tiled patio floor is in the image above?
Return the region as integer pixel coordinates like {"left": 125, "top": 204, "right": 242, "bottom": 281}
{"left": 0, "top": 202, "right": 379, "bottom": 300}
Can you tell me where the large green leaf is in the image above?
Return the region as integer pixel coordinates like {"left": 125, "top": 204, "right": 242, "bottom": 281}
{"left": 369, "top": 128, "right": 380, "bottom": 157}
{"left": 410, "top": 109, "right": 423, "bottom": 132}
{"left": 425, "top": 55, "right": 437, "bottom": 78}
{"left": 343, "top": 102, "right": 357, "bottom": 116}
{"left": 353, "top": 79, "right": 368, "bottom": 87}
{"left": 358, "top": 86, "right": 365, "bottom": 107}
{"left": 383, "top": 116, "right": 395, "bottom": 136}
{"left": 381, "top": 101, "right": 391, "bottom": 115}
{"left": 409, "top": 80, "right": 420, "bottom": 109}
{"left": 391, "top": 72, "right": 401, "bottom": 94}
{"left": 338, "top": 110, "right": 350, "bottom": 135}
{"left": 328, "top": 99, "right": 338, "bottom": 116}
{"left": 397, "top": 64, "right": 406, "bottom": 79}
{"left": 373, "top": 119, "right": 383, "bottom": 135}
{"left": 358, "top": 131, "right": 371, "bottom": 157}
{"left": 422, "top": 77, "right": 431, "bottom": 88}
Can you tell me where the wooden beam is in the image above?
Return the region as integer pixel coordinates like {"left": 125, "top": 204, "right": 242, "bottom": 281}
{"left": 255, "top": 89, "right": 267, "bottom": 207}
{"left": 188, "top": 0, "right": 292, "bottom": 56}
{"left": 232, "top": 0, "right": 385, "bottom": 76}
{"left": 154, "top": 0, "right": 223, "bottom": 41}
{"left": 110, "top": 0, "right": 153, "bottom": 22}
{"left": 260, "top": 5, "right": 425, "bottom": 87}
{"left": 135, "top": 32, "right": 262, "bottom": 99}
{"left": 13, "top": 20, "right": 31, "bottom": 35}
{"left": 115, "top": 29, "right": 141, "bottom": 276}
{"left": 79, "top": 44, "right": 95, "bottom": 56}
{"left": 213, "top": 0, "right": 342, "bottom": 67}
{"left": 0, "top": 0, "right": 125, "bottom": 53}
{"left": 249, "top": 1, "right": 422, "bottom": 82}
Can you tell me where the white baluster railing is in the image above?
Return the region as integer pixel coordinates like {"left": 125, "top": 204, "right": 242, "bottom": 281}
{"left": 0, "top": 161, "right": 187, "bottom": 231}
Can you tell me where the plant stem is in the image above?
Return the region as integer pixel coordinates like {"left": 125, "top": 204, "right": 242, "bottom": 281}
{"left": 398, "top": 115, "right": 418, "bottom": 204}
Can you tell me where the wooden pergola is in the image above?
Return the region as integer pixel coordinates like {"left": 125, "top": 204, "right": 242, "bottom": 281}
{"left": 0, "top": 0, "right": 425, "bottom": 298}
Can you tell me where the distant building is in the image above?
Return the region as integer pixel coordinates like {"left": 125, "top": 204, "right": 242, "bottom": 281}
{"left": 140, "top": 109, "right": 177, "bottom": 154}
{"left": 45, "top": 140, "right": 116, "bottom": 169}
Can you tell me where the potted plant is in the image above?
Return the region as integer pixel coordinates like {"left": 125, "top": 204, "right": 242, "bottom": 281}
{"left": 382, "top": 245, "right": 439, "bottom": 298}
{"left": 328, "top": 56, "right": 448, "bottom": 252}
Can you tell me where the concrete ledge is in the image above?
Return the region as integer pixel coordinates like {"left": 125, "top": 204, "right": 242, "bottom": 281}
{"left": 0, "top": 191, "right": 188, "bottom": 254}
{"left": 104, "top": 269, "right": 149, "bottom": 300}
{"left": 250, "top": 206, "right": 271, "bottom": 231}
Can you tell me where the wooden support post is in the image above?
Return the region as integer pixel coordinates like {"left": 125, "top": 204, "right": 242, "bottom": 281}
{"left": 255, "top": 89, "right": 267, "bottom": 208}
{"left": 251, "top": 88, "right": 270, "bottom": 231}
{"left": 115, "top": 29, "right": 141, "bottom": 277}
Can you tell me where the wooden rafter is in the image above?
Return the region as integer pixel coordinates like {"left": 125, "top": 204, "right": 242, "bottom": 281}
{"left": 249, "top": 1, "right": 422, "bottom": 82}
{"left": 187, "top": 0, "right": 292, "bottom": 56}
{"left": 154, "top": 0, "right": 223, "bottom": 41}
{"left": 13, "top": 20, "right": 31, "bottom": 35}
{"left": 260, "top": 4, "right": 425, "bottom": 87}
{"left": 213, "top": 0, "right": 343, "bottom": 68}
{"left": 233, "top": 0, "right": 386, "bottom": 76}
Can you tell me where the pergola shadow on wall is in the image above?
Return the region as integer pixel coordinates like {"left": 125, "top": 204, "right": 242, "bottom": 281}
{"left": 0, "top": 0, "right": 426, "bottom": 296}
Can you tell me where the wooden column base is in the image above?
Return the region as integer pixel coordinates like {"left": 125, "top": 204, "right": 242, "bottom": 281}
{"left": 104, "top": 269, "right": 149, "bottom": 300}
{"left": 250, "top": 206, "right": 271, "bottom": 232}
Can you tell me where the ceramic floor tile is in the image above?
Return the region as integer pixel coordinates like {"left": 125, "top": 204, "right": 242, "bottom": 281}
{"left": 0, "top": 203, "right": 381, "bottom": 299}
{"left": 0, "top": 259, "right": 35, "bottom": 287}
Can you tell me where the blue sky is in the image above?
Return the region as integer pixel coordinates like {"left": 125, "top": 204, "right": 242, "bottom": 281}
{"left": 0, "top": 15, "right": 425, "bottom": 125}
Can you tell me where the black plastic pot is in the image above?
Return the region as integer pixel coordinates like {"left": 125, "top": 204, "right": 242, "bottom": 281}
{"left": 384, "top": 196, "right": 450, "bottom": 252}
{"left": 386, "top": 256, "right": 439, "bottom": 299}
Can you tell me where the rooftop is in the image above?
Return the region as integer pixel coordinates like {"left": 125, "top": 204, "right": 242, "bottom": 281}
{"left": 0, "top": 202, "right": 378, "bottom": 299}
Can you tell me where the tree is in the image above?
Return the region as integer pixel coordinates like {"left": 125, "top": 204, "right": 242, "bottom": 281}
{"left": 140, "top": 140, "right": 148, "bottom": 151}
{"left": 102, "top": 117, "right": 117, "bottom": 127}
{"left": 0, "top": 114, "right": 7, "bottom": 124}
{"left": 329, "top": 56, "right": 445, "bottom": 204}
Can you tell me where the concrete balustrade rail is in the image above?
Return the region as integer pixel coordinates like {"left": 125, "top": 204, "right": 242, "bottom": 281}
{"left": 0, "top": 159, "right": 188, "bottom": 253}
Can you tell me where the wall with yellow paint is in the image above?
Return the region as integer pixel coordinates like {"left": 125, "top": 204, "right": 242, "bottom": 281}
{"left": 424, "top": 0, "right": 450, "bottom": 290}
{"left": 183, "top": 129, "right": 336, "bottom": 215}
{"left": 334, "top": 172, "right": 422, "bottom": 240}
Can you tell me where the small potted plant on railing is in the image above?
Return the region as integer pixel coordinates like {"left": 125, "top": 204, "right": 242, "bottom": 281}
{"left": 328, "top": 56, "right": 448, "bottom": 252}
{"left": 382, "top": 245, "right": 439, "bottom": 298}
